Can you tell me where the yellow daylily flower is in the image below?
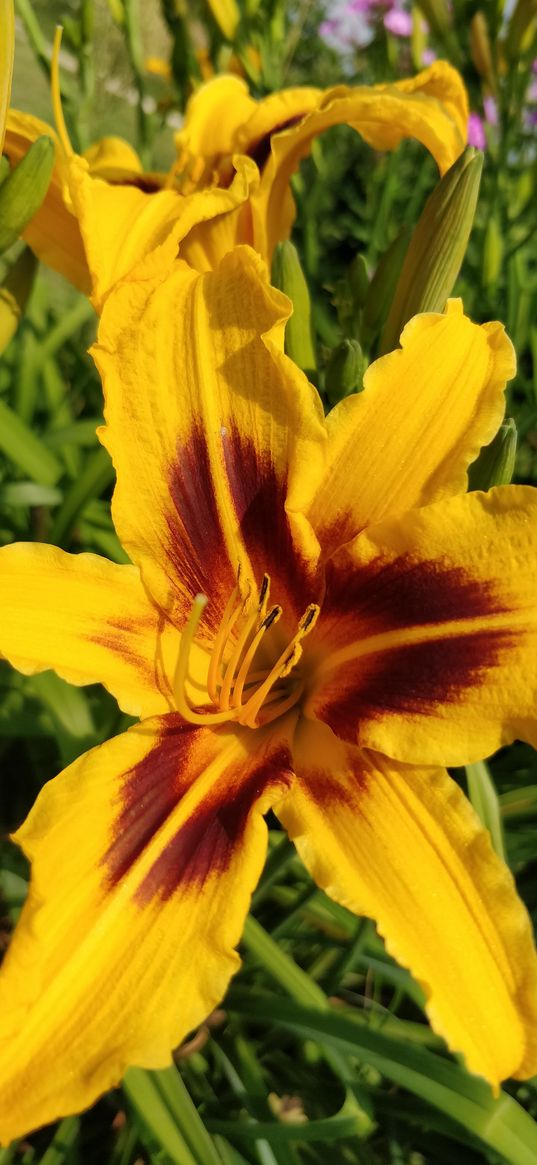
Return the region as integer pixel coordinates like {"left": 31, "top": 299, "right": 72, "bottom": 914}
{"left": 2, "top": 60, "right": 469, "bottom": 308}
{"left": 1, "top": 247, "right": 537, "bottom": 1142}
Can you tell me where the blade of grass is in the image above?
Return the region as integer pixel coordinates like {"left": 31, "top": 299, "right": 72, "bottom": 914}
{"left": 123, "top": 1068, "right": 199, "bottom": 1165}
{"left": 39, "top": 1117, "right": 80, "bottom": 1165}
{"left": 0, "top": 399, "right": 63, "bottom": 485}
{"left": 49, "top": 446, "right": 114, "bottom": 545}
{"left": 230, "top": 993, "right": 537, "bottom": 1165}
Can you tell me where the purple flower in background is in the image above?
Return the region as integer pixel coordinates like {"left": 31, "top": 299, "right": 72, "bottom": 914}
{"left": 468, "top": 112, "right": 486, "bottom": 150}
{"left": 384, "top": 8, "right": 413, "bottom": 35}
{"left": 483, "top": 95, "right": 498, "bottom": 126}
{"left": 422, "top": 47, "right": 437, "bottom": 64}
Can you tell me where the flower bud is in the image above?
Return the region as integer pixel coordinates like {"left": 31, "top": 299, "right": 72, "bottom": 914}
{"left": 362, "top": 227, "right": 411, "bottom": 344}
{"left": 468, "top": 418, "right": 517, "bottom": 491}
{"left": 0, "top": 0, "right": 14, "bottom": 154}
{"left": 415, "top": 0, "right": 451, "bottom": 38}
{"left": 0, "top": 248, "right": 38, "bottom": 354}
{"left": 271, "top": 241, "right": 316, "bottom": 374}
{"left": 206, "top": 0, "right": 240, "bottom": 39}
{"left": 504, "top": 0, "right": 537, "bottom": 58}
{"left": 470, "top": 13, "right": 494, "bottom": 86}
{"left": 0, "top": 136, "right": 55, "bottom": 254}
{"left": 379, "top": 148, "right": 482, "bottom": 355}
{"left": 325, "top": 339, "right": 365, "bottom": 406}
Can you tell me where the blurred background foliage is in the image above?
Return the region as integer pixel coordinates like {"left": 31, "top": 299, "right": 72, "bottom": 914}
{"left": 1, "top": 0, "right": 537, "bottom": 1161}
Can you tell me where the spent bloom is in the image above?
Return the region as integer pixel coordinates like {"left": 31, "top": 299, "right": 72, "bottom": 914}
{"left": 1, "top": 247, "right": 537, "bottom": 1141}
{"left": 2, "top": 61, "right": 468, "bottom": 308}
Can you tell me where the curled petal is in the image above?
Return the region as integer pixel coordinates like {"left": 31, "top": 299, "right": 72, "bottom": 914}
{"left": 308, "top": 301, "right": 515, "bottom": 552}
{"left": 278, "top": 719, "right": 537, "bottom": 1086}
{"left": 0, "top": 542, "right": 190, "bottom": 717}
{"left": 306, "top": 487, "right": 537, "bottom": 765}
{"left": 0, "top": 715, "right": 294, "bottom": 1142}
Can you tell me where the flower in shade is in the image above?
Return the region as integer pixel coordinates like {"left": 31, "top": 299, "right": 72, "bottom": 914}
{"left": 468, "top": 111, "right": 486, "bottom": 149}
{"left": 2, "top": 61, "right": 468, "bottom": 309}
{"left": 1, "top": 246, "right": 537, "bottom": 1141}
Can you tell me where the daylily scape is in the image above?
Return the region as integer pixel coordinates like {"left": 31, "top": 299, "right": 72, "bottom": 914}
{"left": 1, "top": 245, "right": 537, "bottom": 1141}
{"left": 3, "top": 59, "right": 468, "bottom": 307}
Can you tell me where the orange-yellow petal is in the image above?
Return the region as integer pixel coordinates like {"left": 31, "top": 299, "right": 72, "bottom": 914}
{"left": 67, "top": 153, "right": 259, "bottom": 310}
{"left": 252, "top": 62, "right": 468, "bottom": 259}
{"left": 278, "top": 719, "right": 537, "bottom": 1087}
{"left": 307, "top": 301, "right": 515, "bottom": 553}
{"left": 306, "top": 486, "right": 537, "bottom": 766}
{"left": 174, "top": 75, "right": 258, "bottom": 184}
{"left": 94, "top": 246, "right": 325, "bottom": 639}
{"left": 0, "top": 542, "right": 180, "bottom": 717}
{"left": 0, "top": 714, "right": 293, "bottom": 1142}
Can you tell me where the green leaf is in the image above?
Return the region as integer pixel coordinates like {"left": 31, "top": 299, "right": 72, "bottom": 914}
{"left": 229, "top": 994, "right": 537, "bottom": 1165}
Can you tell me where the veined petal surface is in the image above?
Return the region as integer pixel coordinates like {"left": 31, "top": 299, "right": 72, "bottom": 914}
{"left": 278, "top": 719, "right": 537, "bottom": 1087}
{"left": 174, "top": 75, "right": 259, "bottom": 180}
{"left": 306, "top": 487, "right": 537, "bottom": 765}
{"left": 252, "top": 62, "right": 468, "bottom": 259}
{"left": 0, "top": 543, "right": 182, "bottom": 717}
{"left": 0, "top": 715, "right": 293, "bottom": 1143}
{"left": 3, "top": 110, "right": 90, "bottom": 293}
{"left": 94, "top": 246, "right": 325, "bottom": 639}
{"left": 308, "top": 302, "right": 515, "bottom": 552}
{"left": 68, "top": 155, "right": 259, "bottom": 311}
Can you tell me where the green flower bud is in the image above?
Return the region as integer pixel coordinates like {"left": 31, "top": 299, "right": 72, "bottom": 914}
{"left": 325, "top": 339, "right": 365, "bottom": 406}
{"left": 0, "top": 136, "right": 55, "bottom": 255}
{"left": 0, "top": 248, "right": 38, "bottom": 354}
{"left": 379, "top": 148, "right": 482, "bottom": 356}
{"left": 504, "top": 0, "right": 537, "bottom": 58}
{"left": 362, "top": 227, "right": 411, "bottom": 344}
{"left": 271, "top": 241, "right": 316, "bottom": 374}
{"left": 468, "top": 418, "right": 517, "bottom": 491}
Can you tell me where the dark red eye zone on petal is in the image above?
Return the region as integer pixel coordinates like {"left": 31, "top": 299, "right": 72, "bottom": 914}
{"left": 320, "top": 627, "right": 515, "bottom": 743}
{"left": 103, "top": 717, "right": 292, "bottom": 903}
{"left": 322, "top": 554, "right": 511, "bottom": 645}
{"left": 222, "top": 424, "right": 320, "bottom": 616}
{"left": 314, "top": 553, "right": 514, "bottom": 743}
{"left": 167, "top": 425, "right": 237, "bottom": 630}
{"left": 246, "top": 116, "right": 304, "bottom": 171}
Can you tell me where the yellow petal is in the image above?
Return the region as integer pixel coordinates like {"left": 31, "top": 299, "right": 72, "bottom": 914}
{"left": 0, "top": 715, "right": 293, "bottom": 1142}
{"left": 3, "top": 111, "right": 91, "bottom": 293}
{"left": 94, "top": 246, "right": 325, "bottom": 638}
{"left": 307, "top": 300, "right": 515, "bottom": 552}
{"left": 252, "top": 62, "right": 468, "bottom": 259}
{"left": 83, "top": 135, "right": 143, "bottom": 178}
{"left": 0, "top": 0, "right": 14, "bottom": 153}
{"left": 278, "top": 719, "right": 537, "bottom": 1086}
{"left": 306, "top": 486, "right": 537, "bottom": 765}
{"left": 174, "top": 75, "right": 258, "bottom": 183}
{"left": 0, "top": 542, "right": 181, "bottom": 717}
{"left": 68, "top": 154, "right": 259, "bottom": 310}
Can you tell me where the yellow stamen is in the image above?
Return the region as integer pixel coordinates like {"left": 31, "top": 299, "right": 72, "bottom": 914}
{"left": 51, "top": 27, "right": 73, "bottom": 159}
{"left": 206, "top": 581, "right": 241, "bottom": 703}
{"left": 240, "top": 604, "right": 319, "bottom": 728}
{"left": 232, "top": 604, "right": 281, "bottom": 708}
{"left": 174, "top": 586, "right": 319, "bottom": 729}
{"left": 174, "top": 594, "right": 241, "bottom": 725}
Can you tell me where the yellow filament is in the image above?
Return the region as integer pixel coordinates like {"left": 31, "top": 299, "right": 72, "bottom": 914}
{"left": 241, "top": 604, "right": 320, "bottom": 728}
{"left": 175, "top": 587, "right": 319, "bottom": 730}
{"left": 219, "top": 594, "right": 259, "bottom": 711}
{"left": 51, "top": 27, "right": 73, "bottom": 159}
{"left": 174, "top": 594, "right": 241, "bottom": 725}
{"left": 232, "top": 606, "right": 281, "bottom": 708}
{"left": 206, "top": 582, "right": 241, "bottom": 703}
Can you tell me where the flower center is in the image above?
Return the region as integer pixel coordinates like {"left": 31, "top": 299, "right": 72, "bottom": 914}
{"left": 174, "top": 574, "right": 319, "bottom": 729}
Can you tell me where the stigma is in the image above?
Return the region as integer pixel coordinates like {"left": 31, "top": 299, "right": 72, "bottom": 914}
{"left": 173, "top": 574, "right": 319, "bottom": 729}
